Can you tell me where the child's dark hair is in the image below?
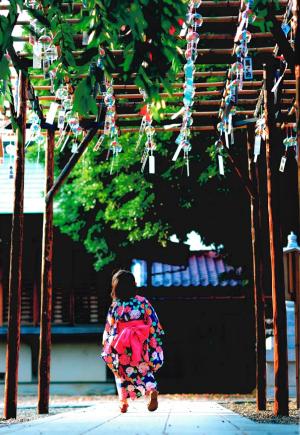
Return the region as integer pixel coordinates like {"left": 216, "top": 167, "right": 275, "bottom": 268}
{"left": 111, "top": 270, "right": 136, "bottom": 301}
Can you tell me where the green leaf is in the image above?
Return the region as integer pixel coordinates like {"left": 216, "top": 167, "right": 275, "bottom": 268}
{"left": 0, "top": 56, "right": 10, "bottom": 80}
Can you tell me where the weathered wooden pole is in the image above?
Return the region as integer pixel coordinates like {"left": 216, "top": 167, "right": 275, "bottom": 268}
{"left": 292, "top": 0, "right": 300, "bottom": 410}
{"left": 37, "top": 128, "right": 55, "bottom": 414}
{"left": 3, "top": 70, "right": 27, "bottom": 419}
{"left": 263, "top": 62, "right": 289, "bottom": 416}
{"left": 246, "top": 126, "right": 267, "bottom": 411}
{"left": 0, "top": 259, "right": 4, "bottom": 327}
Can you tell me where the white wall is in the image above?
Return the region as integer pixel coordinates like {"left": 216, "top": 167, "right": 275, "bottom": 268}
{"left": 50, "top": 343, "right": 106, "bottom": 382}
{"left": 266, "top": 301, "right": 297, "bottom": 397}
{"left": 0, "top": 343, "right": 32, "bottom": 382}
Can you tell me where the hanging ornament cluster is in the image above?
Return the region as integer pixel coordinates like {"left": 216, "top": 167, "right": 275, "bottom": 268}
{"left": 279, "top": 125, "right": 298, "bottom": 173}
{"left": 137, "top": 89, "right": 156, "bottom": 174}
{"left": 29, "top": 17, "right": 57, "bottom": 79}
{"left": 5, "top": 133, "right": 16, "bottom": 179}
{"left": 218, "top": 0, "right": 256, "bottom": 150}
{"left": 253, "top": 114, "right": 266, "bottom": 163}
{"left": 280, "top": 2, "right": 294, "bottom": 48}
{"left": 54, "top": 85, "right": 82, "bottom": 154}
{"left": 103, "top": 78, "right": 121, "bottom": 174}
{"left": 214, "top": 138, "right": 225, "bottom": 176}
{"left": 92, "top": 48, "right": 122, "bottom": 174}
{"left": 172, "top": 0, "right": 203, "bottom": 177}
{"left": 25, "top": 112, "right": 45, "bottom": 164}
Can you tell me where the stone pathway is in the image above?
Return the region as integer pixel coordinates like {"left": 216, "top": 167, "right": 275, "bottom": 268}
{"left": 0, "top": 399, "right": 298, "bottom": 434}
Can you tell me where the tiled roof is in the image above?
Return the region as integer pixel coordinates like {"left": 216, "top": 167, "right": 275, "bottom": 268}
{"left": 132, "top": 251, "right": 240, "bottom": 287}
{"left": 0, "top": 154, "right": 44, "bottom": 214}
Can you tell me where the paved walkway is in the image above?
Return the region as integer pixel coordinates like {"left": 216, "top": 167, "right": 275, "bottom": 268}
{"left": 0, "top": 399, "right": 298, "bottom": 435}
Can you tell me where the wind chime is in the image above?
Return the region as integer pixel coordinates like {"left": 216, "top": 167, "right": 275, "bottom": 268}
{"left": 172, "top": 0, "right": 203, "bottom": 177}
{"left": 5, "top": 133, "right": 16, "bottom": 179}
{"left": 92, "top": 48, "right": 122, "bottom": 174}
{"left": 279, "top": 125, "right": 298, "bottom": 173}
{"left": 104, "top": 78, "right": 122, "bottom": 174}
{"left": 136, "top": 88, "right": 156, "bottom": 174}
{"left": 253, "top": 114, "right": 266, "bottom": 163}
{"left": 216, "top": 0, "right": 255, "bottom": 174}
{"left": 29, "top": 15, "right": 57, "bottom": 80}
{"left": 25, "top": 112, "right": 45, "bottom": 164}
{"left": 52, "top": 83, "right": 82, "bottom": 154}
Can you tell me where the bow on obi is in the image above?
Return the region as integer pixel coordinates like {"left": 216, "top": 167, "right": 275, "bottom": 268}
{"left": 112, "top": 320, "right": 150, "bottom": 365}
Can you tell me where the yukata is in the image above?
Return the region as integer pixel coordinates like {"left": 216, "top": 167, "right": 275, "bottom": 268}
{"left": 101, "top": 295, "right": 164, "bottom": 400}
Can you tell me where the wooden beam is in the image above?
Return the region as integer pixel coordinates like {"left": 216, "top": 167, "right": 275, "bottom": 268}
{"left": 26, "top": 70, "right": 270, "bottom": 80}
{"left": 3, "top": 71, "right": 27, "bottom": 420}
{"left": 263, "top": 62, "right": 289, "bottom": 416}
{"left": 17, "top": 46, "right": 276, "bottom": 59}
{"left": 15, "top": 16, "right": 284, "bottom": 26}
{"left": 246, "top": 125, "right": 267, "bottom": 411}
{"left": 37, "top": 128, "right": 55, "bottom": 415}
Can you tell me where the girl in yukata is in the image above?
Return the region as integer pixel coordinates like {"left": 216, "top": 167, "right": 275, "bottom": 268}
{"left": 101, "top": 270, "right": 164, "bottom": 413}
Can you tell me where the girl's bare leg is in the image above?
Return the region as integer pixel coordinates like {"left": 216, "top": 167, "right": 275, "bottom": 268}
{"left": 115, "top": 375, "right": 128, "bottom": 411}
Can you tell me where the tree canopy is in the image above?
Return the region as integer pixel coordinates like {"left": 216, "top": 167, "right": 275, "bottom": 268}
{"left": 0, "top": 0, "right": 287, "bottom": 280}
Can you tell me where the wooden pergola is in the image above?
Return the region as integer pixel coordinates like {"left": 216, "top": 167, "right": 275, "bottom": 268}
{"left": 1, "top": 0, "right": 299, "bottom": 419}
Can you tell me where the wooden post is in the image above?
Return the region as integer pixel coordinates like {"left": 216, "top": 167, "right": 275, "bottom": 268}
{"left": 37, "top": 129, "right": 55, "bottom": 414}
{"left": 3, "top": 71, "right": 27, "bottom": 420}
{"left": 263, "top": 63, "right": 289, "bottom": 416}
{"left": 0, "top": 253, "right": 4, "bottom": 327}
{"left": 246, "top": 126, "right": 267, "bottom": 410}
{"left": 292, "top": 0, "right": 300, "bottom": 410}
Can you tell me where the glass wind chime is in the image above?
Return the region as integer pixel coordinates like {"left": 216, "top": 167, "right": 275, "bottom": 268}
{"left": 103, "top": 78, "right": 122, "bottom": 174}
{"left": 172, "top": 0, "right": 203, "bottom": 177}
{"left": 46, "top": 82, "right": 81, "bottom": 155}
{"left": 29, "top": 13, "right": 57, "bottom": 81}
{"left": 93, "top": 48, "right": 122, "bottom": 174}
{"left": 136, "top": 89, "right": 156, "bottom": 174}
{"left": 253, "top": 113, "right": 266, "bottom": 163}
{"left": 25, "top": 112, "right": 45, "bottom": 164}
{"left": 5, "top": 133, "right": 16, "bottom": 179}
{"left": 279, "top": 126, "right": 298, "bottom": 173}
{"left": 216, "top": 0, "right": 255, "bottom": 174}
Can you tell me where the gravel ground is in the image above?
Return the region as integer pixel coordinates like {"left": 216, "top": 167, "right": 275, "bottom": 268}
{"left": 221, "top": 399, "right": 299, "bottom": 425}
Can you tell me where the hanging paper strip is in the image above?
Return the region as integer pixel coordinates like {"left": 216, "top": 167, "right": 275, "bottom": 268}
{"left": 172, "top": 0, "right": 203, "bottom": 176}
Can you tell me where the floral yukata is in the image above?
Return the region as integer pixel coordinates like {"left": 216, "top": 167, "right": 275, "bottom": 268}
{"left": 101, "top": 295, "right": 164, "bottom": 400}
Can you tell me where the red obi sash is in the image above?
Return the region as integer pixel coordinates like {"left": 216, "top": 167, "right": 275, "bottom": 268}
{"left": 112, "top": 320, "right": 150, "bottom": 365}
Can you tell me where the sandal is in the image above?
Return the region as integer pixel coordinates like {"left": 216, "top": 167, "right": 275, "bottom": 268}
{"left": 120, "top": 402, "right": 128, "bottom": 413}
{"left": 147, "top": 390, "right": 158, "bottom": 412}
